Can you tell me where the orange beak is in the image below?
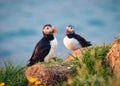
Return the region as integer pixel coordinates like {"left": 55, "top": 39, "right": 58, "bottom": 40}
{"left": 66, "top": 29, "right": 70, "bottom": 35}
{"left": 53, "top": 28, "right": 58, "bottom": 34}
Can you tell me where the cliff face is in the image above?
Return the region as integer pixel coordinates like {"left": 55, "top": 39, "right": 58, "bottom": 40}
{"left": 65, "top": 48, "right": 88, "bottom": 62}
{"left": 25, "top": 63, "right": 70, "bottom": 86}
{"left": 107, "top": 39, "right": 120, "bottom": 74}
{"left": 25, "top": 38, "right": 120, "bottom": 86}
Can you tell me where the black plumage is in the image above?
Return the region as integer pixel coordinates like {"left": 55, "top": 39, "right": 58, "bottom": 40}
{"left": 67, "top": 33, "right": 92, "bottom": 47}
{"left": 27, "top": 34, "right": 54, "bottom": 66}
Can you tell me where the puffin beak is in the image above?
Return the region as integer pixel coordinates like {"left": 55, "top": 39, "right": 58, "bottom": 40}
{"left": 66, "top": 29, "right": 70, "bottom": 35}
{"left": 52, "top": 28, "right": 58, "bottom": 34}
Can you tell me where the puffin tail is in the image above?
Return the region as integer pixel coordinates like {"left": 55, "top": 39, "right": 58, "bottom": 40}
{"left": 86, "top": 41, "right": 92, "bottom": 46}
{"left": 26, "top": 61, "right": 35, "bottom": 67}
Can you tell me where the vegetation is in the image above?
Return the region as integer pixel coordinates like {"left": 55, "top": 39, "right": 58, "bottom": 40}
{"left": 57, "top": 45, "right": 120, "bottom": 86}
{"left": 115, "top": 37, "right": 120, "bottom": 43}
{"left": 0, "top": 43, "right": 120, "bottom": 86}
{"left": 0, "top": 62, "right": 27, "bottom": 86}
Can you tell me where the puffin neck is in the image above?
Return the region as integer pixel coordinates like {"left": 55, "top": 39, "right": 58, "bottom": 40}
{"left": 43, "top": 34, "right": 54, "bottom": 40}
{"left": 67, "top": 33, "right": 75, "bottom": 38}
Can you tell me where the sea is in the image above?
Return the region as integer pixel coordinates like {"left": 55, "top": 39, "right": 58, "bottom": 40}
{"left": 0, "top": 0, "right": 120, "bottom": 66}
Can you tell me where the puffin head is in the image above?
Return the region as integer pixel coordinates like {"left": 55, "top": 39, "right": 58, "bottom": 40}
{"left": 42, "top": 24, "right": 58, "bottom": 36}
{"left": 66, "top": 25, "right": 75, "bottom": 35}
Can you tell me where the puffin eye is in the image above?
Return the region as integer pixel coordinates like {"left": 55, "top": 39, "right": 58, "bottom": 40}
{"left": 46, "top": 27, "right": 49, "bottom": 30}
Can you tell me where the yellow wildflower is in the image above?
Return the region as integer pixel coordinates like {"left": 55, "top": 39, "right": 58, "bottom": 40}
{"left": 0, "top": 82, "right": 5, "bottom": 86}
{"left": 28, "top": 77, "right": 37, "bottom": 84}
{"left": 35, "top": 81, "right": 41, "bottom": 86}
{"left": 67, "top": 78, "right": 73, "bottom": 85}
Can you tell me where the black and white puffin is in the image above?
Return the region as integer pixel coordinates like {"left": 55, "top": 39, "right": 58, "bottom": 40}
{"left": 63, "top": 25, "right": 92, "bottom": 51}
{"left": 27, "top": 24, "right": 58, "bottom": 66}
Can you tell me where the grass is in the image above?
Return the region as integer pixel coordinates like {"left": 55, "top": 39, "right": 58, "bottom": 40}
{"left": 82, "top": 45, "right": 112, "bottom": 76}
{"left": 58, "top": 45, "right": 112, "bottom": 86}
{"left": 0, "top": 62, "right": 27, "bottom": 86}
{"left": 0, "top": 43, "right": 120, "bottom": 86}
{"left": 57, "top": 44, "right": 120, "bottom": 86}
{"left": 115, "top": 37, "right": 120, "bottom": 43}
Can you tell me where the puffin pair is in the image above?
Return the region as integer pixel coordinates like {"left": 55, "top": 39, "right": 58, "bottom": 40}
{"left": 27, "top": 24, "right": 91, "bottom": 66}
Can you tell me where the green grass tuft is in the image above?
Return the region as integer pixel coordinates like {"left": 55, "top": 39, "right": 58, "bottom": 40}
{"left": 0, "top": 62, "right": 27, "bottom": 86}
{"left": 83, "top": 45, "right": 112, "bottom": 76}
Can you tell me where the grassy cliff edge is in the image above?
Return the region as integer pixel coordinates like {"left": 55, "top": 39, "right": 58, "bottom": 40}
{"left": 0, "top": 38, "right": 120, "bottom": 86}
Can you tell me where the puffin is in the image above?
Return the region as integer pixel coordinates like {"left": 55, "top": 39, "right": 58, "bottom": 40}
{"left": 27, "top": 24, "right": 58, "bottom": 66}
{"left": 63, "top": 25, "right": 92, "bottom": 51}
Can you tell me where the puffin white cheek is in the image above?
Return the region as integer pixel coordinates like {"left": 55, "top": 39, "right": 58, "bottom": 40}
{"left": 66, "top": 26, "right": 68, "bottom": 29}
{"left": 66, "top": 27, "right": 70, "bottom": 30}
{"left": 69, "top": 29, "right": 74, "bottom": 32}
{"left": 43, "top": 30, "right": 50, "bottom": 34}
{"left": 66, "top": 27, "right": 70, "bottom": 31}
{"left": 71, "top": 29, "right": 74, "bottom": 32}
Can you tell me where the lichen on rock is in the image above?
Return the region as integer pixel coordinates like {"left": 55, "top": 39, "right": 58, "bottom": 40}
{"left": 25, "top": 62, "right": 71, "bottom": 86}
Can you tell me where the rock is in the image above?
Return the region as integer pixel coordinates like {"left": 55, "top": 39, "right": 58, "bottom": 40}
{"left": 25, "top": 63, "right": 70, "bottom": 86}
{"left": 107, "top": 39, "right": 120, "bottom": 74}
{"left": 65, "top": 48, "right": 88, "bottom": 62}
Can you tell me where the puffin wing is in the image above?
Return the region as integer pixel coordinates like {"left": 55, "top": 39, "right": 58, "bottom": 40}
{"left": 74, "top": 34, "right": 92, "bottom": 47}
{"left": 30, "top": 40, "right": 51, "bottom": 62}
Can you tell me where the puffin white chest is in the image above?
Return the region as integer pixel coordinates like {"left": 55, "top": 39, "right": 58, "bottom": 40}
{"left": 44, "top": 37, "right": 57, "bottom": 62}
{"left": 50, "top": 37, "right": 57, "bottom": 49}
{"left": 63, "top": 36, "right": 82, "bottom": 51}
